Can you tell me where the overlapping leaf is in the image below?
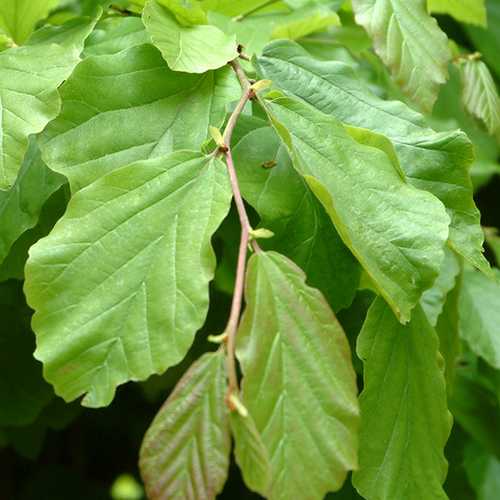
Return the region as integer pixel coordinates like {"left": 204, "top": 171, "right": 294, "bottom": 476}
{"left": 459, "top": 268, "right": 500, "bottom": 369}
{"left": 140, "top": 351, "right": 231, "bottom": 500}
{"left": 460, "top": 59, "right": 500, "bottom": 136}
{"left": 351, "top": 0, "right": 451, "bottom": 111}
{"left": 232, "top": 123, "right": 360, "bottom": 311}
{"left": 0, "top": 0, "right": 58, "bottom": 44}
{"left": 24, "top": 152, "right": 232, "bottom": 407}
{"left": 237, "top": 251, "right": 359, "bottom": 500}
{"left": 263, "top": 97, "right": 449, "bottom": 322}
{"left": 40, "top": 43, "right": 239, "bottom": 192}
{"left": 0, "top": 15, "right": 98, "bottom": 189}
{"left": 0, "top": 139, "right": 64, "bottom": 267}
{"left": 142, "top": 0, "right": 238, "bottom": 73}
{"left": 428, "top": 0, "right": 487, "bottom": 26}
{"left": 353, "top": 298, "right": 452, "bottom": 500}
{"left": 255, "top": 40, "right": 490, "bottom": 275}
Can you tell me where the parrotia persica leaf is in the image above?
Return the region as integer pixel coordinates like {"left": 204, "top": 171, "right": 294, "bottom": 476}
{"left": 0, "top": 139, "right": 64, "bottom": 267}
{"left": 140, "top": 350, "right": 231, "bottom": 500}
{"left": 232, "top": 122, "right": 360, "bottom": 311}
{"left": 353, "top": 298, "right": 452, "bottom": 500}
{"left": 40, "top": 43, "right": 239, "bottom": 192}
{"left": 459, "top": 268, "right": 500, "bottom": 369}
{"left": 351, "top": 0, "right": 451, "bottom": 112}
{"left": 230, "top": 411, "right": 271, "bottom": 497}
{"left": 421, "top": 247, "right": 461, "bottom": 326}
{"left": 0, "top": 15, "right": 98, "bottom": 189}
{"left": 460, "top": 59, "right": 500, "bottom": 136}
{"left": 142, "top": 0, "right": 238, "bottom": 73}
{"left": 24, "top": 151, "right": 232, "bottom": 407}
{"left": 0, "top": 0, "right": 58, "bottom": 44}
{"left": 255, "top": 40, "right": 490, "bottom": 276}
{"left": 264, "top": 97, "right": 450, "bottom": 323}
{"left": 428, "top": 0, "right": 487, "bottom": 27}
{"left": 236, "top": 251, "right": 359, "bottom": 500}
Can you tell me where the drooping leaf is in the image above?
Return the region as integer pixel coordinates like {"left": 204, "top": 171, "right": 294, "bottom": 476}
{"left": 24, "top": 152, "right": 232, "bottom": 407}
{"left": 0, "top": 139, "right": 64, "bottom": 267}
{"left": 428, "top": 0, "right": 487, "bottom": 26}
{"left": 237, "top": 251, "right": 359, "bottom": 500}
{"left": 263, "top": 97, "right": 450, "bottom": 323}
{"left": 353, "top": 298, "right": 452, "bottom": 500}
{"left": 459, "top": 267, "right": 500, "bottom": 369}
{"left": 255, "top": 40, "right": 490, "bottom": 275}
{"left": 351, "top": 0, "right": 451, "bottom": 111}
{"left": 142, "top": 0, "right": 238, "bottom": 73}
{"left": 140, "top": 350, "right": 231, "bottom": 500}
{"left": 230, "top": 411, "right": 271, "bottom": 497}
{"left": 40, "top": 43, "right": 239, "bottom": 192}
{"left": 0, "top": 281, "right": 53, "bottom": 427}
{"left": 466, "top": 0, "right": 500, "bottom": 80}
{"left": 421, "top": 247, "right": 461, "bottom": 326}
{"left": 460, "top": 59, "right": 500, "bottom": 136}
{"left": 0, "top": 0, "right": 58, "bottom": 44}
{"left": 232, "top": 123, "right": 360, "bottom": 311}
{"left": 0, "top": 15, "right": 98, "bottom": 189}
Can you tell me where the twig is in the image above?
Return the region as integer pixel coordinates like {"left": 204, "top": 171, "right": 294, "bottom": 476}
{"left": 218, "top": 59, "right": 261, "bottom": 405}
{"left": 233, "top": 0, "right": 281, "bottom": 21}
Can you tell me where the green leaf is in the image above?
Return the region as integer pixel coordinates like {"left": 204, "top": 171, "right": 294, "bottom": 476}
{"left": 157, "top": 0, "right": 208, "bottom": 25}
{"left": 237, "top": 251, "right": 359, "bottom": 500}
{"left": 84, "top": 16, "right": 151, "bottom": 56}
{"left": 428, "top": 0, "right": 487, "bottom": 26}
{"left": 232, "top": 123, "right": 360, "bottom": 311}
{"left": 421, "top": 247, "right": 461, "bottom": 326}
{"left": 0, "top": 15, "right": 98, "bottom": 189}
{"left": 142, "top": 0, "right": 238, "bottom": 73}
{"left": 0, "top": 139, "right": 64, "bottom": 268}
{"left": 230, "top": 411, "right": 271, "bottom": 496}
{"left": 263, "top": 97, "right": 450, "bottom": 323}
{"left": 466, "top": 1, "right": 500, "bottom": 80}
{"left": 41, "top": 43, "right": 239, "bottom": 192}
{"left": 0, "top": 281, "right": 53, "bottom": 426}
{"left": 0, "top": 0, "right": 58, "bottom": 44}
{"left": 459, "top": 268, "right": 500, "bottom": 369}
{"left": 255, "top": 40, "right": 490, "bottom": 275}
{"left": 139, "top": 351, "right": 231, "bottom": 500}
{"left": 460, "top": 59, "right": 500, "bottom": 136}
{"left": 464, "top": 440, "right": 500, "bottom": 499}
{"left": 484, "top": 227, "right": 500, "bottom": 264}
{"left": 353, "top": 298, "right": 452, "bottom": 500}
{"left": 352, "top": 0, "right": 451, "bottom": 111}
{"left": 24, "top": 151, "right": 232, "bottom": 407}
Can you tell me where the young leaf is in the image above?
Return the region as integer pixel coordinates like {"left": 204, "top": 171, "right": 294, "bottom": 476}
{"left": 0, "top": 0, "right": 58, "bottom": 44}
{"left": 142, "top": 0, "right": 238, "bottom": 73}
{"left": 460, "top": 59, "right": 500, "bottom": 136}
{"left": 255, "top": 40, "right": 490, "bottom": 276}
{"left": 0, "top": 139, "right": 64, "bottom": 267}
{"left": 428, "top": 0, "right": 487, "bottom": 27}
{"left": 459, "top": 268, "right": 500, "bottom": 369}
{"left": 353, "top": 298, "right": 452, "bottom": 500}
{"left": 264, "top": 97, "right": 450, "bottom": 323}
{"left": 232, "top": 123, "right": 360, "bottom": 312}
{"left": 421, "top": 247, "right": 461, "bottom": 326}
{"left": 40, "top": 43, "right": 239, "bottom": 192}
{"left": 230, "top": 411, "right": 271, "bottom": 497}
{"left": 237, "top": 251, "right": 359, "bottom": 500}
{"left": 140, "top": 351, "right": 231, "bottom": 500}
{"left": 0, "top": 15, "right": 98, "bottom": 189}
{"left": 351, "top": 0, "right": 451, "bottom": 111}
{"left": 24, "top": 152, "right": 232, "bottom": 407}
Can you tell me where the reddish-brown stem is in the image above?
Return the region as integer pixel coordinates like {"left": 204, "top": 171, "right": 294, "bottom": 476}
{"left": 220, "top": 59, "right": 260, "bottom": 403}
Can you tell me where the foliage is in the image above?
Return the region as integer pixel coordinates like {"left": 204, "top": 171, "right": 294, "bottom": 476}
{"left": 1, "top": 0, "right": 500, "bottom": 499}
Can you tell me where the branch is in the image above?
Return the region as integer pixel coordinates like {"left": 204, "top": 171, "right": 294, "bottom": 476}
{"left": 218, "top": 59, "right": 261, "bottom": 405}
{"left": 233, "top": 0, "right": 281, "bottom": 21}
